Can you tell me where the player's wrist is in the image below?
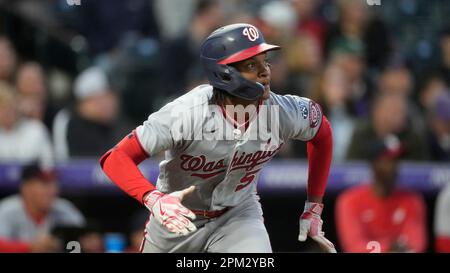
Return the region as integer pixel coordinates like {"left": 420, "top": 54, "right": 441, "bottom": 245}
{"left": 303, "top": 201, "right": 324, "bottom": 216}
{"left": 143, "top": 190, "right": 165, "bottom": 210}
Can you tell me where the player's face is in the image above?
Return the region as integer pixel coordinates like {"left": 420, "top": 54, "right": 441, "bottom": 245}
{"left": 232, "top": 53, "right": 271, "bottom": 101}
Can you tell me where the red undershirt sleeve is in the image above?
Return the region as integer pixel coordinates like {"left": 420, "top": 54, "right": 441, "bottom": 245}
{"left": 99, "top": 130, "right": 155, "bottom": 203}
{"left": 306, "top": 115, "right": 332, "bottom": 198}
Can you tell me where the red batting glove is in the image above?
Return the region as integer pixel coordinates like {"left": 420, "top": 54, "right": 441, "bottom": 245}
{"left": 298, "top": 201, "right": 337, "bottom": 253}
{"left": 144, "top": 186, "right": 197, "bottom": 236}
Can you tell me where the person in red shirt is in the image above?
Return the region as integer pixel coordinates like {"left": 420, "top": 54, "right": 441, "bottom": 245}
{"left": 335, "top": 138, "right": 427, "bottom": 253}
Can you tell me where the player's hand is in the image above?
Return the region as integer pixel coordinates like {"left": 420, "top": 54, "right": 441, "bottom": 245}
{"left": 298, "top": 201, "right": 337, "bottom": 253}
{"left": 144, "top": 186, "right": 197, "bottom": 236}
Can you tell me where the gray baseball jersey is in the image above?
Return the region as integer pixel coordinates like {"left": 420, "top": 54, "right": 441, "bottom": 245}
{"left": 136, "top": 84, "right": 322, "bottom": 211}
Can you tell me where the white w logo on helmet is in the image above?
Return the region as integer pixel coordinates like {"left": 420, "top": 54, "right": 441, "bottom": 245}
{"left": 242, "top": 27, "right": 259, "bottom": 41}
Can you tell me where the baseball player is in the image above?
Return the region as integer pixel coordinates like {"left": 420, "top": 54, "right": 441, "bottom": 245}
{"left": 100, "top": 23, "right": 336, "bottom": 253}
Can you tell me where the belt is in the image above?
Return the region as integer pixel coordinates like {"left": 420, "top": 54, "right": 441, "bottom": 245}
{"left": 191, "top": 207, "right": 229, "bottom": 218}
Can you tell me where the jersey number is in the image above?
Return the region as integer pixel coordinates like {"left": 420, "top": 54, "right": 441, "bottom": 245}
{"left": 235, "top": 169, "right": 260, "bottom": 191}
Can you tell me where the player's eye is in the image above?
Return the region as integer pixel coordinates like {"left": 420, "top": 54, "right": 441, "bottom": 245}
{"left": 247, "top": 62, "right": 256, "bottom": 71}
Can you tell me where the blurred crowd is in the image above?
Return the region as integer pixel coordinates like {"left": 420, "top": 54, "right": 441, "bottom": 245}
{"left": 0, "top": 0, "right": 449, "bottom": 253}
{"left": 0, "top": 0, "right": 449, "bottom": 166}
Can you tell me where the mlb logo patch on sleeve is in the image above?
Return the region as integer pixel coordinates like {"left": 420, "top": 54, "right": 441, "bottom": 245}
{"left": 309, "top": 101, "right": 321, "bottom": 128}
{"left": 299, "top": 102, "right": 308, "bottom": 120}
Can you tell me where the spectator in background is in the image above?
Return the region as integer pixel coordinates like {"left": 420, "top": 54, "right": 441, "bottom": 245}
{"left": 378, "top": 65, "right": 425, "bottom": 132}
{"left": 76, "top": 223, "right": 104, "bottom": 253}
{"left": 15, "top": 62, "right": 58, "bottom": 131}
{"left": 325, "top": 0, "right": 369, "bottom": 57}
{"left": 257, "top": 0, "right": 298, "bottom": 48}
{"left": 434, "top": 182, "right": 450, "bottom": 252}
{"left": 53, "top": 66, "right": 130, "bottom": 159}
{"left": 336, "top": 140, "right": 427, "bottom": 253}
{"left": 0, "top": 163, "right": 85, "bottom": 252}
{"left": 0, "top": 37, "right": 17, "bottom": 83}
{"left": 418, "top": 73, "right": 449, "bottom": 112}
{"left": 51, "top": 219, "right": 104, "bottom": 253}
{"left": 325, "top": 0, "right": 367, "bottom": 53}
{"left": 63, "top": 0, "right": 161, "bottom": 124}
{"left": 426, "top": 92, "right": 450, "bottom": 161}
{"left": 257, "top": 1, "right": 299, "bottom": 95}
{"left": 347, "top": 92, "right": 429, "bottom": 160}
{"left": 161, "top": 0, "right": 223, "bottom": 97}
{"left": 324, "top": 0, "right": 391, "bottom": 71}
{"left": 291, "top": 0, "right": 327, "bottom": 55}
{"left": 310, "top": 65, "right": 355, "bottom": 161}
{"left": 154, "top": 0, "right": 197, "bottom": 40}
{"left": 378, "top": 65, "right": 414, "bottom": 97}
{"left": 74, "top": 0, "right": 159, "bottom": 56}
{"left": 225, "top": 11, "right": 256, "bottom": 27}
{"left": 436, "top": 27, "right": 450, "bottom": 86}
{"left": 0, "top": 82, "right": 53, "bottom": 168}
{"left": 328, "top": 38, "right": 372, "bottom": 117}
{"left": 258, "top": 0, "right": 322, "bottom": 96}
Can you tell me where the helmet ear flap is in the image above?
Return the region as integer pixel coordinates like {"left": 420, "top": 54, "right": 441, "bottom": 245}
{"left": 215, "top": 65, "right": 232, "bottom": 82}
{"left": 201, "top": 57, "right": 265, "bottom": 101}
{"left": 220, "top": 73, "right": 232, "bottom": 81}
